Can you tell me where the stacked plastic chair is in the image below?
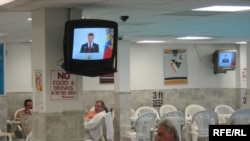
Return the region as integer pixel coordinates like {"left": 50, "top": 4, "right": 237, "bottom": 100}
{"left": 135, "top": 106, "right": 160, "bottom": 120}
{"left": 122, "top": 113, "right": 157, "bottom": 141}
{"left": 160, "top": 111, "right": 185, "bottom": 141}
{"left": 214, "top": 104, "right": 234, "bottom": 124}
{"left": 159, "top": 104, "right": 178, "bottom": 117}
{"left": 228, "top": 108, "right": 250, "bottom": 125}
{"left": 189, "top": 110, "right": 218, "bottom": 141}
{"left": 0, "top": 128, "right": 12, "bottom": 141}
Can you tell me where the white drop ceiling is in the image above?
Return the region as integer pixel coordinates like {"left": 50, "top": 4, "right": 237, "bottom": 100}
{"left": 0, "top": 0, "right": 250, "bottom": 44}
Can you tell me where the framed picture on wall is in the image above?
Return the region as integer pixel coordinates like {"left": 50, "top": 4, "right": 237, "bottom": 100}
{"left": 99, "top": 73, "right": 114, "bottom": 84}
{"left": 163, "top": 49, "right": 188, "bottom": 85}
{"left": 0, "top": 43, "right": 4, "bottom": 95}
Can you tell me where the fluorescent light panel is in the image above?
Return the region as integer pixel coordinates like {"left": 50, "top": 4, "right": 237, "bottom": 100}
{"left": 27, "top": 18, "right": 32, "bottom": 21}
{"left": 136, "top": 40, "right": 166, "bottom": 43}
{"left": 0, "top": 33, "right": 7, "bottom": 36}
{"left": 0, "top": 0, "right": 15, "bottom": 6}
{"left": 235, "top": 41, "right": 247, "bottom": 44}
{"left": 192, "top": 5, "right": 250, "bottom": 12}
{"left": 176, "top": 36, "right": 212, "bottom": 40}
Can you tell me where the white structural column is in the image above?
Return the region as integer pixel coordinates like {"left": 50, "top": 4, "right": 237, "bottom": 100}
{"left": 114, "top": 40, "right": 131, "bottom": 141}
{"left": 236, "top": 45, "right": 247, "bottom": 108}
{"left": 246, "top": 42, "right": 250, "bottom": 107}
{"left": 31, "top": 8, "right": 84, "bottom": 141}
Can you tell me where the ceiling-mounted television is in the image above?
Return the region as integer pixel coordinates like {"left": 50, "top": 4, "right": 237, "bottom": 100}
{"left": 62, "top": 19, "right": 118, "bottom": 77}
{"left": 213, "top": 50, "right": 237, "bottom": 74}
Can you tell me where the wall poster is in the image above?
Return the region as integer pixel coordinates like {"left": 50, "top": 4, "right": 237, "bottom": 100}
{"left": 50, "top": 70, "right": 78, "bottom": 100}
{"left": 163, "top": 49, "right": 188, "bottom": 85}
{"left": 99, "top": 73, "right": 114, "bottom": 84}
{"left": 0, "top": 43, "right": 4, "bottom": 95}
{"left": 34, "top": 69, "right": 44, "bottom": 111}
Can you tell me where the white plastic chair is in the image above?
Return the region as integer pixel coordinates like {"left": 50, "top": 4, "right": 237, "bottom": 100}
{"left": 19, "top": 114, "right": 32, "bottom": 139}
{"left": 89, "top": 106, "right": 95, "bottom": 112}
{"left": 214, "top": 104, "right": 234, "bottom": 124}
{"left": 0, "top": 128, "right": 12, "bottom": 141}
{"left": 131, "top": 108, "right": 136, "bottom": 118}
{"left": 135, "top": 106, "right": 160, "bottom": 120}
{"left": 189, "top": 110, "right": 218, "bottom": 141}
{"left": 185, "top": 104, "right": 206, "bottom": 123}
{"left": 14, "top": 108, "right": 25, "bottom": 120}
{"left": 228, "top": 108, "right": 250, "bottom": 125}
{"left": 25, "top": 131, "right": 32, "bottom": 141}
{"left": 159, "top": 104, "right": 178, "bottom": 117}
{"left": 160, "top": 111, "right": 185, "bottom": 141}
{"left": 122, "top": 112, "right": 157, "bottom": 141}
{"left": 6, "top": 108, "right": 25, "bottom": 139}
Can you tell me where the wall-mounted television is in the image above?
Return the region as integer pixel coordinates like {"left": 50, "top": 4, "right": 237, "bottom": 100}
{"left": 62, "top": 19, "right": 118, "bottom": 77}
{"left": 213, "top": 50, "right": 237, "bottom": 74}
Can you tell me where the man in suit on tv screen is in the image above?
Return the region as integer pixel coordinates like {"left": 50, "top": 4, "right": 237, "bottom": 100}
{"left": 80, "top": 33, "right": 99, "bottom": 53}
{"left": 222, "top": 54, "right": 229, "bottom": 63}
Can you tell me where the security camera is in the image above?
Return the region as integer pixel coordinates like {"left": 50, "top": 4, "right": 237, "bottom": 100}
{"left": 120, "top": 16, "right": 129, "bottom": 22}
{"left": 118, "top": 36, "right": 123, "bottom": 40}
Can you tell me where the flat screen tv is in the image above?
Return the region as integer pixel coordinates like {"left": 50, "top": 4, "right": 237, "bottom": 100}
{"left": 213, "top": 50, "right": 237, "bottom": 74}
{"left": 62, "top": 19, "right": 118, "bottom": 77}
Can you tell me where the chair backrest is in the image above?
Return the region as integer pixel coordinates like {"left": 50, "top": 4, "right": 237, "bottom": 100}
{"left": 159, "top": 104, "right": 178, "bottom": 117}
{"left": 103, "top": 112, "right": 114, "bottom": 141}
{"left": 14, "top": 108, "right": 25, "bottom": 120}
{"left": 89, "top": 106, "right": 95, "bottom": 111}
{"left": 214, "top": 104, "right": 234, "bottom": 124}
{"left": 160, "top": 111, "right": 185, "bottom": 141}
{"left": 228, "top": 108, "right": 250, "bottom": 125}
{"left": 131, "top": 108, "right": 137, "bottom": 119}
{"left": 134, "top": 113, "right": 157, "bottom": 140}
{"left": 191, "top": 110, "right": 218, "bottom": 137}
{"left": 25, "top": 131, "right": 32, "bottom": 141}
{"left": 185, "top": 104, "right": 206, "bottom": 118}
{"left": 19, "top": 114, "right": 32, "bottom": 138}
{"left": 214, "top": 104, "right": 234, "bottom": 115}
{"left": 135, "top": 106, "right": 160, "bottom": 120}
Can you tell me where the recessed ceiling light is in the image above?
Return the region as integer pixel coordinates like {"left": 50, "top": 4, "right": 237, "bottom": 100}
{"left": 192, "top": 5, "right": 250, "bottom": 12}
{"left": 176, "top": 36, "right": 212, "bottom": 40}
{"left": 235, "top": 41, "right": 247, "bottom": 44}
{"left": 0, "top": 0, "right": 15, "bottom": 6}
{"left": 0, "top": 33, "right": 7, "bottom": 36}
{"left": 27, "top": 18, "right": 32, "bottom": 21}
{"left": 136, "top": 40, "right": 166, "bottom": 43}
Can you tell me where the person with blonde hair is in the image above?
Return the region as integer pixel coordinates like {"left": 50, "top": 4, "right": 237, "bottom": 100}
{"left": 157, "top": 119, "right": 179, "bottom": 141}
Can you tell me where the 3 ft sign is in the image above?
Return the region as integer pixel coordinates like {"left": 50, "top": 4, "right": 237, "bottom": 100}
{"left": 153, "top": 91, "right": 163, "bottom": 107}
{"left": 50, "top": 70, "right": 78, "bottom": 100}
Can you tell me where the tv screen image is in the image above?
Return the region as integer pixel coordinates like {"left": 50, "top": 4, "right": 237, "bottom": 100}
{"left": 213, "top": 50, "right": 237, "bottom": 74}
{"left": 72, "top": 28, "right": 114, "bottom": 60}
{"left": 218, "top": 51, "right": 236, "bottom": 67}
{"left": 62, "top": 19, "right": 118, "bottom": 77}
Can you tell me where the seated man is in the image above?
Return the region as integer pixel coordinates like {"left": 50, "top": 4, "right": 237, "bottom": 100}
{"left": 15, "top": 99, "right": 33, "bottom": 121}
{"left": 84, "top": 100, "right": 107, "bottom": 140}
{"left": 12, "top": 99, "right": 32, "bottom": 139}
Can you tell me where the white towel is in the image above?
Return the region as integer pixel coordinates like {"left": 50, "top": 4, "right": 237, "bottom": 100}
{"left": 104, "top": 112, "right": 114, "bottom": 141}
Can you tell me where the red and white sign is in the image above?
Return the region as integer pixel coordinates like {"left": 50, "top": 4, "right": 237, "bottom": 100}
{"left": 242, "top": 68, "right": 247, "bottom": 81}
{"left": 50, "top": 70, "right": 78, "bottom": 100}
